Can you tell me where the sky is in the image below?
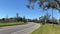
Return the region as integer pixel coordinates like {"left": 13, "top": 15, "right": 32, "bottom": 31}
{"left": 0, "top": 0, "right": 60, "bottom": 19}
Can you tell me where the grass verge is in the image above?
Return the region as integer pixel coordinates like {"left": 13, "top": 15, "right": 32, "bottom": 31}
{"left": 0, "top": 22, "right": 26, "bottom": 27}
{"left": 30, "top": 24, "right": 60, "bottom": 34}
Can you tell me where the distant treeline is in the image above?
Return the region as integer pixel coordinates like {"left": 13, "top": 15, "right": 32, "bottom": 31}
{"left": 28, "top": 14, "right": 60, "bottom": 25}
{"left": 0, "top": 13, "right": 27, "bottom": 23}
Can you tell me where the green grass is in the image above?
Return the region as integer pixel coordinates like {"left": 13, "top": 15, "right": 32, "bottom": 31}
{"left": 0, "top": 22, "right": 26, "bottom": 27}
{"left": 30, "top": 24, "right": 60, "bottom": 34}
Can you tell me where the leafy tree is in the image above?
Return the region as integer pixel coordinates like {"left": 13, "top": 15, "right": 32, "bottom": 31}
{"left": 32, "top": 19, "right": 39, "bottom": 23}
{"left": 39, "top": 13, "right": 50, "bottom": 24}
{"left": 22, "top": 16, "right": 27, "bottom": 23}
{"left": 26, "top": 0, "right": 60, "bottom": 24}
{"left": 0, "top": 18, "right": 5, "bottom": 23}
{"left": 15, "top": 13, "right": 21, "bottom": 22}
{"left": 16, "top": 13, "right": 19, "bottom": 18}
{"left": 59, "top": 19, "right": 60, "bottom": 24}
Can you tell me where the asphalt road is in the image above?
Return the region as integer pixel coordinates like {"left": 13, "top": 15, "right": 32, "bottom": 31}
{"left": 0, "top": 22, "right": 40, "bottom": 34}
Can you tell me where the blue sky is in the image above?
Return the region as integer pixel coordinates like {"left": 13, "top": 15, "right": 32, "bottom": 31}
{"left": 0, "top": 0, "right": 60, "bottom": 19}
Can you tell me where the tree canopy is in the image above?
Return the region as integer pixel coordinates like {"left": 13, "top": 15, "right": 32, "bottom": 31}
{"left": 27, "top": 0, "right": 60, "bottom": 11}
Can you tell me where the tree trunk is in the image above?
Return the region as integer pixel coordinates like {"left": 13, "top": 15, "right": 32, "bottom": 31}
{"left": 46, "top": 9, "right": 48, "bottom": 23}
{"left": 52, "top": 9, "right": 54, "bottom": 25}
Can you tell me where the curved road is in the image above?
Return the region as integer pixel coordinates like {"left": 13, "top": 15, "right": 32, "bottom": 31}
{"left": 0, "top": 22, "right": 40, "bottom": 34}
